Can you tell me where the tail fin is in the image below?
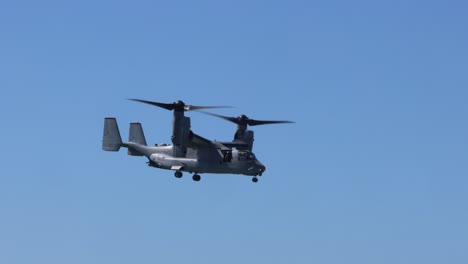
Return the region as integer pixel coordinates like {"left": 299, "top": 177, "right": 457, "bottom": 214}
{"left": 128, "top": 122, "right": 147, "bottom": 156}
{"left": 102, "top": 118, "right": 122, "bottom": 151}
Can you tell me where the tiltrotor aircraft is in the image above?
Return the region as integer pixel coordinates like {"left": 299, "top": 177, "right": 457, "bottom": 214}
{"left": 102, "top": 99, "right": 293, "bottom": 183}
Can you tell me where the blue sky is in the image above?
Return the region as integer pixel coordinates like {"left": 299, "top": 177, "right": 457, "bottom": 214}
{"left": 1, "top": 0, "right": 467, "bottom": 263}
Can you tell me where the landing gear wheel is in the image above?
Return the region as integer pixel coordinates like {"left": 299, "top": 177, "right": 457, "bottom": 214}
{"left": 174, "top": 171, "right": 183, "bottom": 178}
{"left": 252, "top": 177, "right": 258, "bottom": 183}
{"left": 192, "top": 174, "right": 201, "bottom": 182}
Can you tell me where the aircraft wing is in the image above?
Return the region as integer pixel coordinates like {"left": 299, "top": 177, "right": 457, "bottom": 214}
{"left": 190, "top": 132, "right": 249, "bottom": 151}
{"left": 190, "top": 132, "right": 248, "bottom": 151}
{"left": 189, "top": 132, "right": 228, "bottom": 159}
{"left": 189, "top": 131, "right": 215, "bottom": 148}
{"left": 217, "top": 141, "right": 249, "bottom": 149}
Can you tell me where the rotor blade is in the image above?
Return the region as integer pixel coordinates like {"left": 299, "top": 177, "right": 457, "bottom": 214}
{"left": 248, "top": 120, "right": 295, "bottom": 126}
{"left": 199, "top": 111, "right": 240, "bottom": 124}
{"left": 128, "top": 99, "right": 175, "bottom": 111}
{"left": 130, "top": 99, "right": 231, "bottom": 112}
{"left": 200, "top": 111, "right": 294, "bottom": 126}
{"left": 185, "top": 105, "right": 232, "bottom": 111}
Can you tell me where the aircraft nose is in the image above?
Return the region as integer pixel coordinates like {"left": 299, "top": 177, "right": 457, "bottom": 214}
{"left": 256, "top": 161, "right": 266, "bottom": 175}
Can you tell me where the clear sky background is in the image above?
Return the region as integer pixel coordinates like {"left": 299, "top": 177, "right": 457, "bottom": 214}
{"left": 1, "top": 0, "right": 467, "bottom": 263}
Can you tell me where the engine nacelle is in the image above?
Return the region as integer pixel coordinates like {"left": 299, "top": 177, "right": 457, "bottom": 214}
{"left": 172, "top": 115, "right": 191, "bottom": 146}
{"left": 234, "top": 129, "right": 254, "bottom": 151}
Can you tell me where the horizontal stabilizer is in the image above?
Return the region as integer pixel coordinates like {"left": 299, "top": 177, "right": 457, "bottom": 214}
{"left": 103, "top": 118, "right": 122, "bottom": 151}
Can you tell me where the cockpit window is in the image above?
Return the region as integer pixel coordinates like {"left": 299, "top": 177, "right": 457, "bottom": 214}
{"left": 238, "top": 152, "right": 255, "bottom": 161}
{"left": 238, "top": 152, "right": 246, "bottom": 161}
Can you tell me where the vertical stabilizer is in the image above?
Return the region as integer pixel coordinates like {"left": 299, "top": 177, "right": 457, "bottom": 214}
{"left": 128, "top": 122, "right": 147, "bottom": 156}
{"left": 129, "top": 122, "right": 147, "bottom": 146}
{"left": 103, "top": 118, "right": 122, "bottom": 151}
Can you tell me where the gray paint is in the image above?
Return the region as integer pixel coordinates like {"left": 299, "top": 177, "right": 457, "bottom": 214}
{"left": 102, "top": 118, "right": 266, "bottom": 180}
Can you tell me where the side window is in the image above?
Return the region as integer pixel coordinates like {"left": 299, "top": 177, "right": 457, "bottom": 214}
{"left": 223, "top": 151, "right": 232, "bottom": 162}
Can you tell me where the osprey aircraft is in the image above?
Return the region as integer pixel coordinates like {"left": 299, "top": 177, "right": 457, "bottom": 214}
{"left": 102, "top": 99, "right": 293, "bottom": 183}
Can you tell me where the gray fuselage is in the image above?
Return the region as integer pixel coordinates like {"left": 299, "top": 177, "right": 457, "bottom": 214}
{"left": 123, "top": 142, "right": 265, "bottom": 176}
